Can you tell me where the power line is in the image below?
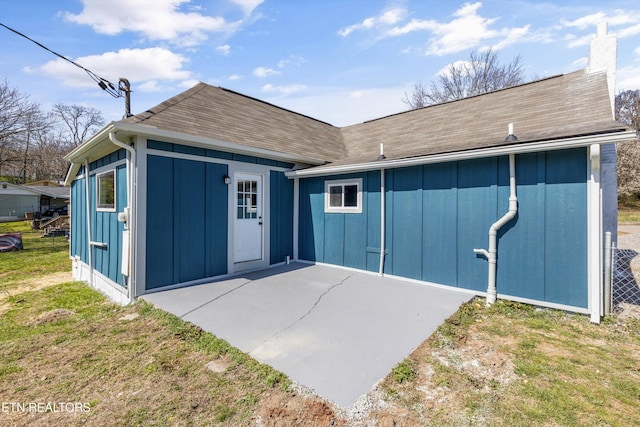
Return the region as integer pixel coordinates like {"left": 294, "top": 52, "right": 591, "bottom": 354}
{"left": 0, "top": 21, "right": 122, "bottom": 98}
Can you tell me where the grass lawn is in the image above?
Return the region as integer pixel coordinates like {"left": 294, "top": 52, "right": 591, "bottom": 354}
{"left": 619, "top": 199, "right": 640, "bottom": 223}
{"left": 1, "top": 220, "right": 640, "bottom": 426}
{"left": 0, "top": 221, "right": 70, "bottom": 293}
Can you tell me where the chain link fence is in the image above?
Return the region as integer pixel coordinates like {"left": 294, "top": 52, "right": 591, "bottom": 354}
{"left": 612, "top": 244, "right": 640, "bottom": 308}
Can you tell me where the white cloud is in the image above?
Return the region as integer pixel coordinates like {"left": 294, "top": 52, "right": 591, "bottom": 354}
{"left": 230, "top": 0, "right": 263, "bottom": 15}
{"left": 383, "top": 2, "right": 529, "bottom": 56}
{"left": 137, "top": 80, "right": 161, "bottom": 92}
{"left": 253, "top": 67, "right": 281, "bottom": 78}
{"left": 64, "top": 0, "right": 239, "bottom": 46}
{"left": 180, "top": 79, "right": 201, "bottom": 89}
{"left": 228, "top": 74, "right": 243, "bottom": 81}
{"left": 30, "top": 47, "right": 192, "bottom": 91}
{"left": 338, "top": 3, "right": 529, "bottom": 55}
{"left": 261, "top": 84, "right": 306, "bottom": 95}
{"left": 560, "top": 10, "right": 640, "bottom": 41}
{"left": 277, "top": 86, "right": 407, "bottom": 126}
{"left": 216, "top": 44, "right": 231, "bottom": 56}
{"left": 570, "top": 56, "right": 588, "bottom": 69}
{"left": 561, "top": 10, "right": 636, "bottom": 30}
{"left": 492, "top": 25, "right": 531, "bottom": 50}
{"left": 617, "top": 65, "right": 640, "bottom": 92}
{"left": 618, "top": 23, "right": 640, "bottom": 39}
{"left": 277, "top": 55, "right": 306, "bottom": 69}
{"left": 561, "top": 12, "right": 609, "bottom": 29}
{"left": 338, "top": 7, "right": 407, "bottom": 37}
{"left": 435, "top": 60, "right": 471, "bottom": 77}
{"left": 565, "top": 33, "right": 592, "bottom": 48}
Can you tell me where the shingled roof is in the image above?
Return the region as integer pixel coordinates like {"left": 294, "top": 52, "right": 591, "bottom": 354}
{"left": 339, "top": 69, "right": 623, "bottom": 164}
{"left": 124, "top": 84, "right": 345, "bottom": 162}
{"left": 120, "top": 69, "right": 624, "bottom": 167}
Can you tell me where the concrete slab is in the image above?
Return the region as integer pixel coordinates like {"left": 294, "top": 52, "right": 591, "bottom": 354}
{"left": 142, "top": 263, "right": 470, "bottom": 408}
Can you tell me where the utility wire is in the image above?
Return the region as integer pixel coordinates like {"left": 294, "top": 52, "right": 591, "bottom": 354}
{"left": 0, "top": 21, "right": 121, "bottom": 98}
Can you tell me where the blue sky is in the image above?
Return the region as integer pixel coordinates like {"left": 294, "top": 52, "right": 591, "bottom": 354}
{"left": 1, "top": 0, "right": 639, "bottom": 126}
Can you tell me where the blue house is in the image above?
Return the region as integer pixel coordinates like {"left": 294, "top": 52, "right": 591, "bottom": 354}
{"left": 65, "top": 28, "right": 635, "bottom": 322}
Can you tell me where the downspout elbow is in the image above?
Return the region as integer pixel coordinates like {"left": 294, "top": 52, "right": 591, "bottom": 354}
{"left": 109, "top": 132, "right": 135, "bottom": 158}
{"left": 489, "top": 197, "right": 518, "bottom": 235}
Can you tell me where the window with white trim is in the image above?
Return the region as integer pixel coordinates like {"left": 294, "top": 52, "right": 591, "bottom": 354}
{"left": 324, "top": 178, "right": 362, "bottom": 213}
{"left": 96, "top": 170, "right": 116, "bottom": 211}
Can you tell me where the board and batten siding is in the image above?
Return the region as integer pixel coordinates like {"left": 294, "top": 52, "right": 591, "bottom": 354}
{"left": 146, "top": 155, "right": 228, "bottom": 290}
{"left": 145, "top": 140, "right": 296, "bottom": 291}
{"left": 299, "top": 171, "right": 382, "bottom": 273}
{"left": 70, "top": 152, "right": 128, "bottom": 287}
{"left": 70, "top": 172, "right": 88, "bottom": 264}
{"left": 270, "top": 171, "right": 294, "bottom": 264}
{"left": 298, "top": 148, "right": 588, "bottom": 309}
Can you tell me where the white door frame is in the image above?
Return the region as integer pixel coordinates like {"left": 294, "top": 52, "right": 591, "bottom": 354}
{"left": 226, "top": 163, "right": 272, "bottom": 274}
{"left": 233, "top": 172, "right": 264, "bottom": 264}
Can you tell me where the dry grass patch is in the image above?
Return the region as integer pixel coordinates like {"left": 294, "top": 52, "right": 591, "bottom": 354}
{"left": 0, "top": 283, "right": 347, "bottom": 426}
{"left": 2, "top": 217, "right": 640, "bottom": 426}
{"left": 367, "top": 300, "right": 640, "bottom": 427}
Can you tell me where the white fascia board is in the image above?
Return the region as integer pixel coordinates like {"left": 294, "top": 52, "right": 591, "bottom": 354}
{"left": 64, "top": 164, "right": 82, "bottom": 187}
{"left": 286, "top": 130, "right": 636, "bottom": 178}
{"left": 64, "top": 122, "right": 118, "bottom": 163}
{"left": 111, "top": 122, "right": 327, "bottom": 166}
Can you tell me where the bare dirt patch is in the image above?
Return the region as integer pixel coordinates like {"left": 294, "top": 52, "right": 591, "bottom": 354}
{"left": 0, "top": 271, "right": 73, "bottom": 315}
{"left": 253, "top": 393, "right": 346, "bottom": 427}
{"left": 205, "top": 358, "right": 232, "bottom": 373}
{"left": 1, "top": 271, "right": 72, "bottom": 300}
{"left": 28, "top": 308, "right": 75, "bottom": 326}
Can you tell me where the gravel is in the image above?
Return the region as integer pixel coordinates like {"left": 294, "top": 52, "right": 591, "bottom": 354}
{"left": 618, "top": 224, "right": 640, "bottom": 252}
{"left": 617, "top": 224, "right": 640, "bottom": 278}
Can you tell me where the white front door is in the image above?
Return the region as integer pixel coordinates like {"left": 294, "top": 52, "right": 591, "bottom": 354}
{"left": 234, "top": 173, "right": 263, "bottom": 263}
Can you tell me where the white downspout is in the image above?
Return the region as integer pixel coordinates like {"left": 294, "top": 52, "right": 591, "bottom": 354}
{"left": 109, "top": 132, "right": 137, "bottom": 303}
{"left": 84, "top": 159, "right": 93, "bottom": 288}
{"left": 474, "top": 128, "right": 518, "bottom": 305}
{"left": 379, "top": 168, "right": 386, "bottom": 275}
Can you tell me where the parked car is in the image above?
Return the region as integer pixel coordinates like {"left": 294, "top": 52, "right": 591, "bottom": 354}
{"left": 42, "top": 206, "right": 68, "bottom": 218}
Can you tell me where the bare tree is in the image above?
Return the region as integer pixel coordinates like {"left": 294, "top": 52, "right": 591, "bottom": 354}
{"left": 53, "top": 103, "right": 105, "bottom": 147}
{"left": 25, "top": 114, "right": 70, "bottom": 182}
{"left": 615, "top": 89, "right": 640, "bottom": 203}
{"left": 0, "top": 80, "right": 48, "bottom": 181}
{"left": 403, "top": 49, "right": 525, "bottom": 109}
{"left": 0, "top": 81, "right": 105, "bottom": 183}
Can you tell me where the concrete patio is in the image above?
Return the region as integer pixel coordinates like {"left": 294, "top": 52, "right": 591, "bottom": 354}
{"left": 142, "top": 262, "right": 470, "bottom": 408}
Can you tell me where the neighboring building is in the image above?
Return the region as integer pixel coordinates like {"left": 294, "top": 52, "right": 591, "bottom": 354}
{"left": 0, "top": 181, "right": 69, "bottom": 219}
{"left": 64, "top": 26, "right": 635, "bottom": 322}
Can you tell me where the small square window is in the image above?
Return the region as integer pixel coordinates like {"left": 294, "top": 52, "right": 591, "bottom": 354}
{"left": 324, "top": 178, "right": 362, "bottom": 213}
{"left": 96, "top": 170, "right": 116, "bottom": 211}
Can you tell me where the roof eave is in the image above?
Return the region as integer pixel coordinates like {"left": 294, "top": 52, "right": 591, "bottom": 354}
{"left": 286, "top": 130, "right": 637, "bottom": 178}
{"left": 112, "top": 121, "right": 328, "bottom": 166}
{"left": 63, "top": 121, "right": 329, "bottom": 186}
{"left": 65, "top": 121, "right": 329, "bottom": 167}
{"left": 64, "top": 122, "right": 118, "bottom": 163}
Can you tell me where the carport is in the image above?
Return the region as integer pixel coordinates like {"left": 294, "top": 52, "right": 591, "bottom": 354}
{"left": 142, "top": 263, "right": 470, "bottom": 408}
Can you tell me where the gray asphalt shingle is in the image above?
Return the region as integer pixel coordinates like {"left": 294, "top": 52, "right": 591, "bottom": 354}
{"left": 123, "top": 70, "right": 624, "bottom": 167}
